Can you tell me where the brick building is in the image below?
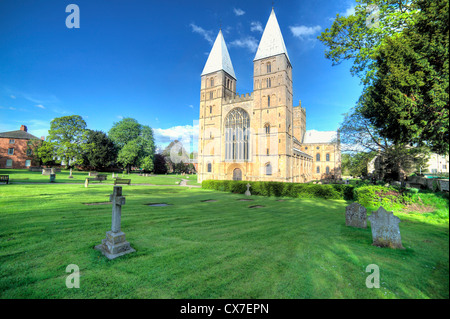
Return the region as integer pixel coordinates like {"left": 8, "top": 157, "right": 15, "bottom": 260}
{"left": 0, "top": 125, "right": 41, "bottom": 169}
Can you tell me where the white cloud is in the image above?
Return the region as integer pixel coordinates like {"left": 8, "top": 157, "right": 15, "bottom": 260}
{"left": 188, "top": 104, "right": 194, "bottom": 109}
{"left": 153, "top": 124, "right": 199, "bottom": 152}
{"left": 342, "top": 4, "right": 356, "bottom": 17}
{"left": 10, "top": 95, "right": 16, "bottom": 99}
{"left": 190, "top": 23, "right": 214, "bottom": 44}
{"left": 229, "top": 36, "right": 259, "bottom": 52}
{"left": 289, "top": 25, "right": 322, "bottom": 40}
{"left": 117, "top": 115, "right": 123, "bottom": 120}
{"left": 250, "top": 21, "right": 263, "bottom": 33}
{"left": 36, "top": 104, "right": 45, "bottom": 109}
{"left": 9, "top": 107, "right": 16, "bottom": 110}
{"left": 233, "top": 8, "right": 245, "bottom": 16}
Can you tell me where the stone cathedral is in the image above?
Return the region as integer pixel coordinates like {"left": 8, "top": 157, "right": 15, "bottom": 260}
{"left": 197, "top": 8, "right": 341, "bottom": 183}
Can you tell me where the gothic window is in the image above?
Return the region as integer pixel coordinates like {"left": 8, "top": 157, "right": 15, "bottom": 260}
{"left": 225, "top": 108, "right": 250, "bottom": 161}
{"left": 207, "top": 162, "right": 212, "bottom": 172}
{"left": 316, "top": 166, "right": 320, "bottom": 173}
{"left": 265, "top": 163, "right": 272, "bottom": 175}
{"left": 210, "top": 105, "right": 212, "bottom": 114}
{"left": 267, "top": 62, "right": 271, "bottom": 73}
{"left": 210, "top": 78, "right": 214, "bottom": 87}
{"left": 267, "top": 78, "right": 271, "bottom": 88}
{"left": 210, "top": 91, "right": 213, "bottom": 100}
{"left": 264, "top": 123, "right": 270, "bottom": 134}
{"left": 268, "top": 95, "right": 271, "bottom": 107}
{"left": 316, "top": 153, "right": 320, "bottom": 161}
{"left": 326, "top": 153, "right": 330, "bottom": 161}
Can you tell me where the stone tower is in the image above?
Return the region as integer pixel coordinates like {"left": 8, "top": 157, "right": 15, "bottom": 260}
{"left": 198, "top": 30, "right": 237, "bottom": 179}
{"left": 252, "top": 8, "right": 295, "bottom": 182}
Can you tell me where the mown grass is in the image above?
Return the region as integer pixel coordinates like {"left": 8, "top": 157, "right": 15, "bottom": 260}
{"left": 0, "top": 169, "right": 200, "bottom": 186}
{"left": 0, "top": 182, "right": 448, "bottom": 299}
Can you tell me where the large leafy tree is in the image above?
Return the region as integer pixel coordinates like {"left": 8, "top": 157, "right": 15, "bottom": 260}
{"left": 339, "top": 108, "right": 430, "bottom": 180}
{"left": 46, "top": 115, "right": 87, "bottom": 168}
{"left": 81, "top": 130, "right": 117, "bottom": 170}
{"left": 108, "top": 118, "right": 155, "bottom": 173}
{"left": 318, "top": 0, "right": 419, "bottom": 85}
{"left": 359, "top": 0, "right": 449, "bottom": 155}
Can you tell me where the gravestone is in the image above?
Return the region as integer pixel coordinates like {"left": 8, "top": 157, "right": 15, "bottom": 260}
{"left": 245, "top": 183, "right": 251, "bottom": 196}
{"left": 68, "top": 168, "right": 73, "bottom": 178}
{"left": 368, "top": 206, "right": 404, "bottom": 249}
{"left": 42, "top": 168, "right": 52, "bottom": 175}
{"left": 95, "top": 186, "right": 136, "bottom": 259}
{"left": 345, "top": 202, "right": 367, "bottom": 228}
{"left": 85, "top": 178, "right": 89, "bottom": 188}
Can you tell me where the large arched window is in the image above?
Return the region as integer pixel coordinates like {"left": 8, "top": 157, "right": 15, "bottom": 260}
{"left": 316, "top": 153, "right": 320, "bottom": 161}
{"left": 207, "top": 162, "right": 212, "bottom": 173}
{"left": 316, "top": 166, "right": 320, "bottom": 174}
{"left": 225, "top": 108, "right": 250, "bottom": 161}
{"left": 326, "top": 153, "right": 330, "bottom": 161}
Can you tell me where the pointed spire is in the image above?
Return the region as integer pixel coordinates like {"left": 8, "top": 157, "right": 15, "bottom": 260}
{"left": 201, "top": 30, "right": 236, "bottom": 80}
{"left": 254, "top": 8, "right": 290, "bottom": 64}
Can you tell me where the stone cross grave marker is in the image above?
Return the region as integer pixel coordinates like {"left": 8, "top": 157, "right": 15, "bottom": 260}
{"left": 245, "top": 183, "right": 251, "bottom": 196}
{"left": 345, "top": 202, "right": 367, "bottom": 228}
{"left": 368, "top": 206, "right": 404, "bottom": 249}
{"left": 95, "top": 186, "right": 136, "bottom": 259}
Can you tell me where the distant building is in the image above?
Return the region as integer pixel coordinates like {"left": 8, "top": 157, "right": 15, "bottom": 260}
{"left": 0, "top": 125, "right": 41, "bottom": 169}
{"left": 197, "top": 8, "right": 340, "bottom": 183}
{"left": 425, "top": 153, "right": 449, "bottom": 174}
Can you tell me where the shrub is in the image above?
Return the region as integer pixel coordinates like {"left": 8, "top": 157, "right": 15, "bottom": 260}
{"left": 202, "top": 180, "right": 355, "bottom": 200}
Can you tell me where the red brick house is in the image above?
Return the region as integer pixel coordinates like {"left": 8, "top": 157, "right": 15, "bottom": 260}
{"left": 0, "top": 125, "right": 41, "bottom": 169}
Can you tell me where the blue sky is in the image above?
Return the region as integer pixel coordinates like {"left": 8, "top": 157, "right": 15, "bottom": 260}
{"left": 0, "top": 0, "right": 361, "bottom": 153}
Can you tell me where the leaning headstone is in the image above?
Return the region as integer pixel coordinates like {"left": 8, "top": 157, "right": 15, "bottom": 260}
{"left": 345, "top": 203, "right": 367, "bottom": 228}
{"left": 245, "top": 183, "right": 251, "bottom": 196}
{"left": 95, "top": 186, "right": 136, "bottom": 259}
{"left": 368, "top": 206, "right": 404, "bottom": 249}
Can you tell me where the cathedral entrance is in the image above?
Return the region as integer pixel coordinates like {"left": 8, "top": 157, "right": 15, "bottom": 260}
{"left": 233, "top": 168, "right": 242, "bottom": 181}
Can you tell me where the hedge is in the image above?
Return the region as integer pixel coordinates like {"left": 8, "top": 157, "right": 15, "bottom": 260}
{"left": 202, "top": 180, "right": 355, "bottom": 200}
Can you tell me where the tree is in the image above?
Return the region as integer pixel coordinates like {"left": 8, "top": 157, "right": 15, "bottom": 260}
{"left": 27, "top": 139, "right": 57, "bottom": 166}
{"left": 153, "top": 154, "right": 168, "bottom": 174}
{"left": 47, "top": 115, "right": 87, "bottom": 168}
{"left": 318, "top": 0, "right": 419, "bottom": 85}
{"left": 339, "top": 108, "right": 430, "bottom": 180}
{"left": 117, "top": 140, "right": 140, "bottom": 173}
{"left": 359, "top": 0, "right": 449, "bottom": 155}
{"left": 342, "top": 152, "right": 376, "bottom": 177}
{"left": 108, "top": 118, "right": 156, "bottom": 173}
{"left": 81, "top": 130, "right": 117, "bottom": 170}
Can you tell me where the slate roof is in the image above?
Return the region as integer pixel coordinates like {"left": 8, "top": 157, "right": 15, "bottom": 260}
{"left": 254, "top": 8, "right": 291, "bottom": 64}
{"left": 0, "top": 130, "right": 39, "bottom": 140}
{"left": 303, "top": 130, "right": 338, "bottom": 144}
{"left": 201, "top": 30, "right": 236, "bottom": 79}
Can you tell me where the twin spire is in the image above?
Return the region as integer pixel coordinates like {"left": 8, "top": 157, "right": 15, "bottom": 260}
{"left": 201, "top": 8, "right": 290, "bottom": 78}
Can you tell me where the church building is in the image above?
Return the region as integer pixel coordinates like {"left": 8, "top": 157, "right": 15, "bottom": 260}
{"left": 197, "top": 8, "right": 341, "bottom": 183}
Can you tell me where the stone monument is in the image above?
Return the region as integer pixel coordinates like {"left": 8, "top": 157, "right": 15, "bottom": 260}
{"left": 345, "top": 202, "right": 367, "bottom": 228}
{"left": 368, "top": 206, "right": 404, "bottom": 249}
{"left": 245, "top": 183, "right": 251, "bottom": 196}
{"left": 95, "top": 186, "right": 136, "bottom": 259}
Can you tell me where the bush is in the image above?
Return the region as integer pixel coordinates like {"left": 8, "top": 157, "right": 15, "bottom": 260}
{"left": 202, "top": 180, "right": 355, "bottom": 200}
{"left": 353, "top": 185, "right": 413, "bottom": 210}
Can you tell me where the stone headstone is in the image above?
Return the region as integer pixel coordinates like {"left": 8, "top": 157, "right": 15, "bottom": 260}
{"left": 85, "top": 178, "right": 89, "bottom": 188}
{"left": 245, "top": 183, "right": 251, "bottom": 196}
{"left": 368, "top": 207, "right": 404, "bottom": 249}
{"left": 438, "top": 179, "right": 449, "bottom": 192}
{"left": 68, "top": 168, "right": 73, "bottom": 178}
{"left": 345, "top": 203, "right": 367, "bottom": 228}
{"left": 95, "top": 186, "right": 136, "bottom": 259}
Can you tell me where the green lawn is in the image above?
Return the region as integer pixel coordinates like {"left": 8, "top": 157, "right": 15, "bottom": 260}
{"left": 0, "top": 169, "right": 201, "bottom": 186}
{"left": 0, "top": 181, "right": 448, "bottom": 298}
